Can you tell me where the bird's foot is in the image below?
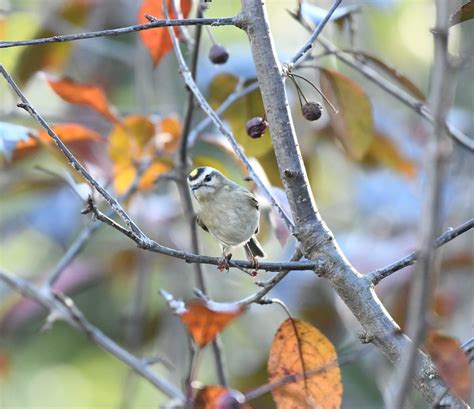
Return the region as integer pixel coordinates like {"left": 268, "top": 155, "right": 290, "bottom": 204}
{"left": 217, "top": 253, "right": 232, "bottom": 272}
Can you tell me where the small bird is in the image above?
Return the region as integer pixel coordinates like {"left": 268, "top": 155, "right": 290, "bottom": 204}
{"left": 187, "top": 166, "right": 265, "bottom": 270}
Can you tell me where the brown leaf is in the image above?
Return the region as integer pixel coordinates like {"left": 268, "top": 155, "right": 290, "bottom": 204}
{"left": 347, "top": 51, "right": 426, "bottom": 101}
{"left": 362, "top": 132, "right": 417, "bottom": 178}
{"left": 46, "top": 75, "right": 118, "bottom": 122}
{"left": 450, "top": 1, "right": 474, "bottom": 26}
{"left": 138, "top": 0, "right": 191, "bottom": 66}
{"left": 268, "top": 318, "right": 342, "bottom": 409}
{"left": 179, "top": 299, "right": 245, "bottom": 348}
{"left": 320, "top": 68, "right": 373, "bottom": 160}
{"left": 194, "top": 386, "right": 251, "bottom": 409}
{"left": 425, "top": 331, "right": 471, "bottom": 401}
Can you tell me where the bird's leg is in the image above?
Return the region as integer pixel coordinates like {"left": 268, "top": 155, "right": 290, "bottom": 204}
{"left": 249, "top": 256, "right": 259, "bottom": 277}
{"left": 218, "top": 253, "right": 232, "bottom": 272}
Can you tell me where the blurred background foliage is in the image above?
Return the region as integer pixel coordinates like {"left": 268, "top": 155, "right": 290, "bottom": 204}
{"left": 0, "top": 0, "right": 473, "bottom": 408}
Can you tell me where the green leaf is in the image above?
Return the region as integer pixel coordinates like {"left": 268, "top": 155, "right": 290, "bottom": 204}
{"left": 208, "top": 74, "right": 272, "bottom": 158}
{"left": 450, "top": 1, "right": 474, "bottom": 26}
{"left": 319, "top": 69, "right": 374, "bottom": 160}
{"left": 345, "top": 51, "right": 426, "bottom": 101}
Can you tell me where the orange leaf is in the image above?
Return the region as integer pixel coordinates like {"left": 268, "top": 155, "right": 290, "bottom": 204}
{"left": 425, "top": 331, "right": 471, "bottom": 401}
{"left": 138, "top": 0, "right": 192, "bottom": 65}
{"left": 138, "top": 161, "right": 170, "bottom": 191}
{"left": 194, "top": 386, "right": 251, "bottom": 409}
{"left": 14, "top": 123, "right": 101, "bottom": 158}
{"left": 268, "top": 318, "right": 342, "bottom": 409}
{"left": 46, "top": 75, "right": 118, "bottom": 123}
{"left": 0, "top": 352, "right": 10, "bottom": 379}
{"left": 159, "top": 115, "right": 182, "bottom": 152}
{"left": 179, "top": 299, "right": 245, "bottom": 348}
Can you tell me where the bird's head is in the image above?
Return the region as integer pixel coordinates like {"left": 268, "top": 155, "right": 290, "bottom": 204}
{"left": 187, "top": 166, "right": 226, "bottom": 201}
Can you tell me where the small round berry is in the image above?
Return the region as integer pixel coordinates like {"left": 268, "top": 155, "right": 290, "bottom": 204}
{"left": 301, "top": 102, "right": 322, "bottom": 121}
{"left": 245, "top": 116, "right": 268, "bottom": 139}
{"left": 208, "top": 44, "right": 229, "bottom": 65}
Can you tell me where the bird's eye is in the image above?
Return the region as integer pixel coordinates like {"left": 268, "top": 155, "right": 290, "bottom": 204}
{"left": 204, "top": 174, "right": 212, "bottom": 182}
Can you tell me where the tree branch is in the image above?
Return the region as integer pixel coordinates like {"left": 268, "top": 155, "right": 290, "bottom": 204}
{"left": 367, "top": 219, "right": 474, "bottom": 285}
{"left": 0, "top": 269, "right": 184, "bottom": 401}
{"left": 314, "top": 35, "right": 474, "bottom": 152}
{"left": 390, "top": 2, "right": 457, "bottom": 407}
{"left": 288, "top": 0, "right": 342, "bottom": 66}
{"left": 172, "top": 1, "right": 228, "bottom": 387}
{"left": 239, "top": 0, "right": 467, "bottom": 407}
{"left": 0, "top": 17, "right": 237, "bottom": 49}
{"left": 0, "top": 64, "right": 148, "bottom": 241}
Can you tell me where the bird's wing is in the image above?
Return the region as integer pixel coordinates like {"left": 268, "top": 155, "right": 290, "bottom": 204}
{"left": 196, "top": 214, "right": 209, "bottom": 232}
{"left": 244, "top": 191, "right": 259, "bottom": 210}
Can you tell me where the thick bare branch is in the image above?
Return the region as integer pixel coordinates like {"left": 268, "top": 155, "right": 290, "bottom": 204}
{"left": 239, "top": 0, "right": 467, "bottom": 407}
{"left": 0, "top": 269, "right": 184, "bottom": 401}
{"left": 0, "top": 17, "right": 236, "bottom": 49}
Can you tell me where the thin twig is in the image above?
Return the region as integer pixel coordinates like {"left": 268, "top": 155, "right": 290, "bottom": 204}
{"left": 171, "top": 0, "right": 228, "bottom": 387}
{"left": 187, "top": 78, "right": 257, "bottom": 147}
{"left": 288, "top": 0, "right": 342, "bottom": 66}
{"left": 390, "top": 2, "right": 456, "bottom": 407}
{"left": 146, "top": 14, "right": 295, "bottom": 233}
{"left": 237, "top": 248, "right": 309, "bottom": 305}
{"left": 0, "top": 64, "right": 148, "bottom": 241}
{"left": 0, "top": 269, "right": 184, "bottom": 401}
{"left": 0, "top": 17, "right": 237, "bottom": 49}
{"left": 367, "top": 219, "right": 474, "bottom": 285}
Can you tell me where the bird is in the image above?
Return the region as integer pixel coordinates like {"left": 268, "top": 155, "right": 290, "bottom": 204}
{"left": 187, "top": 166, "right": 265, "bottom": 271}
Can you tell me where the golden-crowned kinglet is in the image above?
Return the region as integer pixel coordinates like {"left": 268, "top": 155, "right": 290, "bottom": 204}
{"left": 187, "top": 166, "right": 265, "bottom": 268}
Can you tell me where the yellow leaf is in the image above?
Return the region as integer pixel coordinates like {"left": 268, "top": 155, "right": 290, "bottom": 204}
{"left": 268, "top": 318, "right": 342, "bottom": 409}
{"left": 113, "top": 162, "right": 137, "bottom": 194}
{"left": 108, "top": 115, "right": 156, "bottom": 164}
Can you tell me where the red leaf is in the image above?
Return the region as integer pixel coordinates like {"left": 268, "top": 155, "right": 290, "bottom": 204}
{"left": 46, "top": 75, "right": 118, "bottom": 123}
{"left": 138, "top": 0, "right": 192, "bottom": 66}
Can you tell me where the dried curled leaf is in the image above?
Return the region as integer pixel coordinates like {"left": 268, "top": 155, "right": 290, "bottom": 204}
{"left": 320, "top": 68, "right": 373, "bottom": 160}
{"left": 179, "top": 299, "right": 245, "bottom": 348}
{"left": 194, "top": 386, "right": 250, "bottom": 409}
{"left": 46, "top": 75, "right": 118, "bottom": 123}
{"left": 268, "top": 318, "right": 342, "bottom": 409}
{"left": 450, "top": 1, "right": 474, "bottom": 26}
{"left": 426, "top": 331, "right": 471, "bottom": 401}
{"left": 138, "top": 0, "right": 191, "bottom": 65}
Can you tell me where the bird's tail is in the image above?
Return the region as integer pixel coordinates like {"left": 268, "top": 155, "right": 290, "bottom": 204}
{"left": 244, "top": 237, "right": 266, "bottom": 260}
